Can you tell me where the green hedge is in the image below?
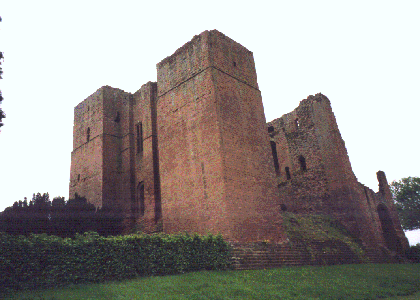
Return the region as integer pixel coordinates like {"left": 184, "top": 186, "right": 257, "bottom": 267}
{"left": 0, "top": 232, "right": 231, "bottom": 293}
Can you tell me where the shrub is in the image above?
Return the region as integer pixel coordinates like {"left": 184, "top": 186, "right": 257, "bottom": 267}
{"left": 0, "top": 231, "right": 231, "bottom": 293}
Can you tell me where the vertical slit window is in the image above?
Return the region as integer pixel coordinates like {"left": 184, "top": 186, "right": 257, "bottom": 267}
{"left": 298, "top": 155, "right": 307, "bottom": 171}
{"left": 294, "top": 118, "right": 299, "bottom": 130}
{"left": 270, "top": 141, "right": 280, "bottom": 176}
{"left": 285, "top": 167, "right": 291, "bottom": 180}
{"left": 364, "top": 187, "right": 370, "bottom": 204}
{"left": 86, "top": 127, "right": 90, "bottom": 142}
{"left": 137, "top": 123, "right": 143, "bottom": 154}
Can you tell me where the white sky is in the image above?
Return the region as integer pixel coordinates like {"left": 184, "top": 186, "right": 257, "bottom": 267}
{"left": 1, "top": 0, "right": 419, "bottom": 244}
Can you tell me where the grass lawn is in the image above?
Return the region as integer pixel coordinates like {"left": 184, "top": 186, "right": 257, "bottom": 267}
{"left": 4, "top": 263, "right": 420, "bottom": 300}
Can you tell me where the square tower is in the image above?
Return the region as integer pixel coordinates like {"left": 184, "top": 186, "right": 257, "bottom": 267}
{"left": 70, "top": 83, "right": 162, "bottom": 233}
{"left": 156, "top": 30, "right": 285, "bottom": 242}
{"left": 70, "top": 86, "right": 132, "bottom": 211}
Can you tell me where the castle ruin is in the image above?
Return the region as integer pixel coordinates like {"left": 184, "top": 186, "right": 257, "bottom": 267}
{"left": 70, "top": 30, "right": 408, "bottom": 256}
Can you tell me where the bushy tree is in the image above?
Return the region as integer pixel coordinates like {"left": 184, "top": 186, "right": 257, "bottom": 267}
{"left": 95, "top": 204, "right": 124, "bottom": 236}
{"left": 55, "top": 193, "right": 96, "bottom": 237}
{"left": 391, "top": 177, "right": 420, "bottom": 231}
{"left": 0, "top": 193, "right": 51, "bottom": 235}
{"left": 0, "top": 193, "right": 123, "bottom": 237}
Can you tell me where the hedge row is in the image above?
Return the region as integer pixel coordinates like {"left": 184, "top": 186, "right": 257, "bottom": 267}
{"left": 0, "top": 231, "right": 232, "bottom": 292}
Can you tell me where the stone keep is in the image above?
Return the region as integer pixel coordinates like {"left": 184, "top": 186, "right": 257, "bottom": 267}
{"left": 70, "top": 30, "right": 408, "bottom": 252}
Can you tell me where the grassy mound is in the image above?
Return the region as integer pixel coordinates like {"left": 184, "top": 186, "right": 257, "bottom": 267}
{"left": 282, "top": 212, "right": 368, "bottom": 264}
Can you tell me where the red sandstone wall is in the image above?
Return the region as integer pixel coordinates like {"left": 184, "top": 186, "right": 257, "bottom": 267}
{"left": 268, "top": 99, "right": 330, "bottom": 213}
{"left": 375, "top": 172, "right": 409, "bottom": 251}
{"left": 310, "top": 96, "right": 383, "bottom": 247}
{"left": 101, "top": 87, "right": 132, "bottom": 215}
{"left": 156, "top": 30, "right": 285, "bottom": 243}
{"left": 268, "top": 94, "right": 408, "bottom": 253}
{"left": 132, "top": 82, "right": 160, "bottom": 232}
{"left": 70, "top": 88, "right": 104, "bottom": 207}
{"left": 212, "top": 69, "right": 283, "bottom": 242}
{"left": 157, "top": 68, "right": 226, "bottom": 236}
{"left": 70, "top": 83, "right": 162, "bottom": 232}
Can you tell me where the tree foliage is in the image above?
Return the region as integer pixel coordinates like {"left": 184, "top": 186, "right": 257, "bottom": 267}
{"left": 390, "top": 176, "right": 420, "bottom": 231}
{"left": 0, "top": 193, "right": 123, "bottom": 237}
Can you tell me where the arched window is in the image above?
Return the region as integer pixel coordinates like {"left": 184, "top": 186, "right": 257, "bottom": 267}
{"left": 298, "top": 155, "right": 307, "bottom": 171}
{"left": 86, "top": 127, "right": 90, "bottom": 142}
{"left": 280, "top": 204, "right": 287, "bottom": 212}
{"left": 285, "top": 167, "right": 291, "bottom": 180}
{"left": 268, "top": 126, "right": 274, "bottom": 133}
{"left": 114, "top": 112, "right": 120, "bottom": 123}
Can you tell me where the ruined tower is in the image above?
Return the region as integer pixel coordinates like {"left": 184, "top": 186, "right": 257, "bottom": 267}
{"left": 267, "top": 94, "right": 409, "bottom": 253}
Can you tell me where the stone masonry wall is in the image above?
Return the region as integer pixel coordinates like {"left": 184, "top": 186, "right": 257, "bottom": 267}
{"left": 70, "top": 88, "right": 104, "bottom": 208}
{"left": 132, "top": 82, "right": 161, "bottom": 233}
{"left": 267, "top": 94, "right": 408, "bottom": 253}
{"left": 101, "top": 87, "right": 132, "bottom": 215}
{"left": 156, "top": 30, "right": 285, "bottom": 243}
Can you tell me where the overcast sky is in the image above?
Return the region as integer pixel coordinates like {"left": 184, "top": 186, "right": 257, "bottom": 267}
{"left": 1, "top": 0, "right": 419, "bottom": 244}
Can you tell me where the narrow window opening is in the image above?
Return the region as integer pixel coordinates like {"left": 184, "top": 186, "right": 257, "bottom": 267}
{"left": 270, "top": 141, "right": 280, "bottom": 177}
{"left": 298, "top": 155, "right": 307, "bottom": 171}
{"left": 136, "top": 123, "right": 143, "bottom": 154}
{"left": 87, "top": 127, "right": 90, "bottom": 142}
{"left": 285, "top": 167, "right": 291, "bottom": 180}
{"left": 77, "top": 174, "right": 80, "bottom": 182}
{"left": 134, "top": 182, "right": 145, "bottom": 217}
{"left": 268, "top": 126, "right": 274, "bottom": 133}
{"left": 114, "top": 112, "right": 120, "bottom": 123}
{"left": 233, "top": 61, "right": 237, "bottom": 67}
{"left": 294, "top": 118, "right": 299, "bottom": 129}
{"left": 87, "top": 105, "right": 90, "bottom": 111}
{"left": 364, "top": 187, "right": 370, "bottom": 204}
{"left": 280, "top": 204, "right": 287, "bottom": 212}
